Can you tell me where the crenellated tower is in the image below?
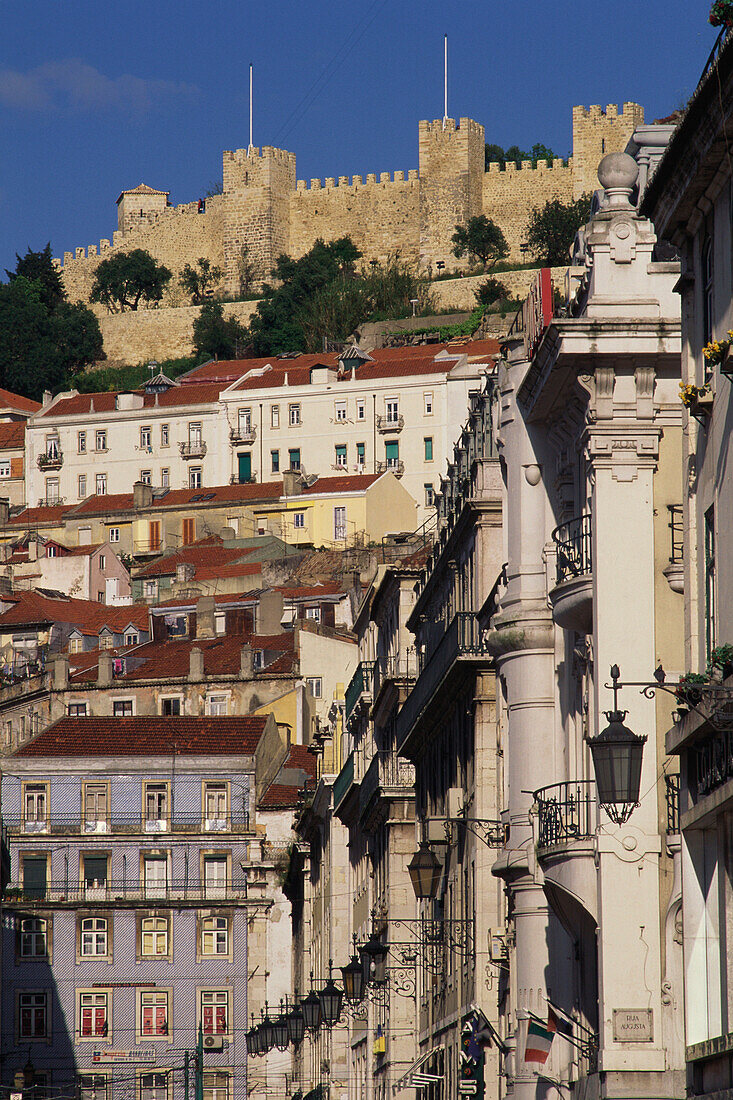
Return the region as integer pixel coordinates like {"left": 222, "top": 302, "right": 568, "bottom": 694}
{"left": 418, "top": 117, "right": 486, "bottom": 272}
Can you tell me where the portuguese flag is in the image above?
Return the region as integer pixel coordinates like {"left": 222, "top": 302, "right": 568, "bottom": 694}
{"left": 524, "top": 1007, "right": 557, "bottom": 1065}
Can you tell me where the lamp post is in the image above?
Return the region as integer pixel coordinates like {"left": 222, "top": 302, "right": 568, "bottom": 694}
{"left": 407, "top": 840, "right": 442, "bottom": 901}
{"left": 588, "top": 665, "right": 647, "bottom": 825}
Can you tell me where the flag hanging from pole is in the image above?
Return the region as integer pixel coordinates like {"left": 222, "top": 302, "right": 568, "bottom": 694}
{"left": 523, "top": 1007, "right": 557, "bottom": 1065}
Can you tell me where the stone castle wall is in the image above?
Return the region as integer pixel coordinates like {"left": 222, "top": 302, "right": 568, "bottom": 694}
{"left": 96, "top": 299, "right": 260, "bottom": 363}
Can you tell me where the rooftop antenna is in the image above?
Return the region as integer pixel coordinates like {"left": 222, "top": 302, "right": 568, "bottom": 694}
{"left": 249, "top": 63, "right": 254, "bottom": 150}
{"left": 443, "top": 34, "right": 448, "bottom": 129}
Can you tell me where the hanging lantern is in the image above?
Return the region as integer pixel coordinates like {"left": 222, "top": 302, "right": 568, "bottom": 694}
{"left": 273, "top": 1009, "right": 289, "bottom": 1051}
{"left": 359, "top": 933, "right": 389, "bottom": 985}
{"left": 301, "top": 988, "right": 322, "bottom": 1032}
{"left": 287, "top": 1002, "right": 306, "bottom": 1046}
{"left": 589, "top": 666, "right": 647, "bottom": 826}
{"left": 319, "top": 976, "right": 343, "bottom": 1027}
{"left": 407, "top": 840, "right": 442, "bottom": 900}
{"left": 341, "top": 952, "right": 365, "bottom": 1003}
{"left": 261, "top": 1010, "right": 276, "bottom": 1052}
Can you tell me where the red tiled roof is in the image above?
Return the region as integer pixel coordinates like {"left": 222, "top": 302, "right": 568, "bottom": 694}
{"left": 70, "top": 481, "right": 284, "bottom": 518}
{"left": 8, "top": 504, "right": 72, "bottom": 526}
{"left": 193, "top": 561, "right": 263, "bottom": 582}
{"left": 38, "top": 382, "right": 228, "bottom": 419}
{"left": 136, "top": 540, "right": 256, "bottom": 578}
{"left": 0, "top": 390, "right": 41, "bottom": 414}
{"left": 13, "top": 716, "right": 267, "bottom": 757}
{"left": 285, "top": 743, "right": 318, "bottom": 777}
{"left": 275, "top": 583, "right": 345, "bottom": 599}
{"left": 301, "top": 474, "right": 379, "bottom": 494}
{"left": 0, "top": 591, "right": 148, "bottom": 635}
{"left": 151, "top": 589, "right": 262, "bottom": 610}
{"left": 259, "top": 783, "right": 302, "bottom": 809}
{"left": 0, "top": 421, "right": 25, "bottom": 449}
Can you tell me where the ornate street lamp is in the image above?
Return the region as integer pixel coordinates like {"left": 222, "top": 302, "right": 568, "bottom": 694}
{"left": 287, "top": 996, "right": 306, "bottom": 1046}
{"left": 408, "top": 840, "right": 442, "bottom": 901}
{"left": 588, "top": 665, "right": 647, "bottom": 826}
{"left": 359, "top": 932, "right": 389, "bottom": 985}
{"left": 341, "top": 937, "right": 365, "bottom": 1003}
{"left": 273, "top": 1003, "right": 289, "bottom": 1051}
{"left": 301, "top": 976, "right": 322, "bottom": 1033}
{"left": 261, "top": 1005, "right": 276, "bottom": 1052}
{"left": 319, "top": 962, "right": 344, "bottom": 1026}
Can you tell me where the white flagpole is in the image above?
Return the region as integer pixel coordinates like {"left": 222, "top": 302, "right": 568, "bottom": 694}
{"left": 249, "top": 63, "right": 253, "bottom": 149}
{"left": 443, "top": 35, "right": 448, "bottom": 128}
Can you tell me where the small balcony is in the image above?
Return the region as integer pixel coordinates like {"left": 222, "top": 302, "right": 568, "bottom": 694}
{"left": 549, "top": 514, "right": 593, "bottom": 633}
{"left": 179, "top": 440, "right": 207, "bottom": 459}
{"left": 372, "top": 652, "right": 419, "bottom": 715}
{"left": 535, "top": 781, "right": 596, "bottom": 851}
{"left": 37, "top": 450, "right": 63, "bottom": 470}
{"left": 376, "top": 415, "right": 404, "bottom": 433}
{"left": 4, "top": 877, "right": 250, "bottom": 907}
{"left": 345, "top": 661, "right": 375, "bottom": 722}
{"left": 359, "top": 750, "right": 415, "bottom": 828}
{"left": 230, "top": 426, "right": 257, "bottom": 445}
{"left": 5, "top": 810, "right": 252, "bottom": 838}
{"left": 332, "top": 750, "right": 359, "bottom": 822}
{"left": 376, "top": 459, "right": 404, "bottom": 477}
{"left": 534, "top": 779, "right": 598, "bottom": 922}
{"left": 663, "top": 504, "right": 684, "bottom": 594}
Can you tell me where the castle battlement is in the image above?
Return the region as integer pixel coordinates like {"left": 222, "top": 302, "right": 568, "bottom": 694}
{"left": 419, "top": 116, "right": 485, "bottom": 139}
{"left": 572, "top": 102, "right": 644, "bottom": 121}
{"left": 223, "top": 145, "right": 296, "bottom": 166}
{"left": 485, "top": 158, "right": 571, "bottom": 174}
{"left": 294, "top": 169, "right": 419, "bottom": 193}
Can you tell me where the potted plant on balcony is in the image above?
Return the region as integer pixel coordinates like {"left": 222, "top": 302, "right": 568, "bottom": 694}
{"left": 703, "top": 333, "right": 733, "bottom": 377}
{"left": 708, "top": 643, "right": 733, "bottom": 681}
{"left": 675, "top": 672, "right": 708, "bottom": 709}
{"left": 37, "top": 450, "right": 63, "bottom": 468}
{"left": 679, "top": 382, "right": 714, "bottom": 424}
{"left": 710, "top": 0, "right": 733, "bottom": 28}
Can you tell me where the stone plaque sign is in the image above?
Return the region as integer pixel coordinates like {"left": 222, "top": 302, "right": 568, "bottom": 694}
{"left": 613, "top": 1009, "right": 653, "bottom": 1041}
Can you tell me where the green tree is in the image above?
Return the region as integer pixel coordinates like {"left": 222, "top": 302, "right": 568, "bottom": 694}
{"left": 179, "top": 258, "right": 224, "bottom": 305}
{"left": 451, "top": 215, "right": 509, "bottom": 270}
{"left": 6, "top": 243, "right": 66, "bottom": 311}
{"left": 90, "top": 249, "right": 172, "bottom": 312}
{"left": 475, "top": 277, "right": 509, "bottom": 307}
{"left": 525, "top": 195, "right": 593, "bottom": 267}
{"left": 485, "top": 142, "right": 560, "bottom": 170}
{"left": 193, "top": 301, "right": 248, "bottom": 360}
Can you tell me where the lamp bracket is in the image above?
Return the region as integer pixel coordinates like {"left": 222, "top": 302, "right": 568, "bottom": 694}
{"left": 606, "top": 674, "right": 733, "bottom": 733}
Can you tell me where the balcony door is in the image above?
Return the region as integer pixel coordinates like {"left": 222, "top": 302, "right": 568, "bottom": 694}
{"left": 204, "top": 856, "right": 227, "bottom": 900}
{"left": 144, "top": 856, "right": 168, "bottom": 899}
{"left": 238, "top": 453, "right": 252, "bottom": 483}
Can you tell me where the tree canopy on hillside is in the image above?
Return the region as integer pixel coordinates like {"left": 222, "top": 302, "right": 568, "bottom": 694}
{"left": 525, "top": 195, "right": 593, "bottom": 266}
{"left": 90, "top": 249, "right": 172, "bottom": 312}
{"left": 451, "top": 216, "right": 508, "bottom": 270}
{"left": 485, "top": 142, "right": 561, "bottom": 170}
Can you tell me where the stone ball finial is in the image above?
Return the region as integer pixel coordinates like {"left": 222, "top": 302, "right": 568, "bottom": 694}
{"left": 597, "top": 152, "right": 638, "bottom": 191}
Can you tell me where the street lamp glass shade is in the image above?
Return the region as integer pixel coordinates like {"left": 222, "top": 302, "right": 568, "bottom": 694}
{"left": 341, "top": 954, "right": 365, "bottom": 1002}
{"left": 359, "top": 934, "right": 389, "bottom": 985}
{"left": 319, "top": 978, "right": 344, "bottom": 1026}
{"left": 273, "top": 1012, "right": 289, "bottom": 1051}
{"left": 301, "top": 990, "right": 322, "bottom": 1032}
{"left": 261, "top": 1013, "right": 276, "bottom": 1052}
{"left": 287, "top": 1004, "right": 306, "bottom": 1046}
{"left": 589, "top": 713, "right": 647, "bottom": 824}
{"left": 407, "top": 840, "right": 441, "bottom": 900}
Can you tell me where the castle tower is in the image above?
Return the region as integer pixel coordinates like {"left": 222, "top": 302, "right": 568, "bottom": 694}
{"left": 222, "top": 145, "right": 297, "bottom": 295}
{"left": 571, "top": 103, "right": 644, "bottom": 198}
{"left": 116, "top": 184, "right": 170, "bottom": 236}
{"left": 418, "top": 117, "right": 486, "bottom": 272}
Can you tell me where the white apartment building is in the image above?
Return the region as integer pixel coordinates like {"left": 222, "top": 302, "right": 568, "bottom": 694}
{"left": 24, "top": 342, "right": 497, "bottom": 526}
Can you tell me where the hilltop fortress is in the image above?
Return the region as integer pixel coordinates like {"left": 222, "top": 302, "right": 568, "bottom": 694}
{"left": 58, "top": 103, "right": 644, "bottom": 312}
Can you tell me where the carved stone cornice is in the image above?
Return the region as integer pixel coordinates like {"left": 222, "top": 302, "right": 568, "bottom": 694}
{"left": 583, "top": 424, "right": 661, "bottom": 482}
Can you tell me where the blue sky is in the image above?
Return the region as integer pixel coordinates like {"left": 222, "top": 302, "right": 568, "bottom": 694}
{"left": 0, "top": 0, "right": 716, "bottom": 277}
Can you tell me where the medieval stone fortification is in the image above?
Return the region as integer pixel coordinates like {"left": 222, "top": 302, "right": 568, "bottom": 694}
{"left": 58, "top": 102, "right": 644, "bottom": 318}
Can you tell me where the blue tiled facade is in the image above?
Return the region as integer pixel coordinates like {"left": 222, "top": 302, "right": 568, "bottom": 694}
{"left": 1, "top": 763, "right": 254, "bottom": 1100}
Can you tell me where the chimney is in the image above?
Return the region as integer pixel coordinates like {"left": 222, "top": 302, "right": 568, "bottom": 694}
{"left": 282, "top": 470, "right": 302, "bottom": 497}
{"left": 240, "top": 643, "right": 253, "bottom": 678}
{"left": 176, "top": 562, "right": 195, "bottom": 584}
{"left": 98, "top": 653, "right": 113, "bottom": 687}
{"left": 195, "top": 596, "right": 216, "bottom": 639}
{"left": 220, "top": 526, "right": 236, "bottom": 540}
{"left": 27, "top": 538, "right": 37, "bottom": 563}
{"left": 189, "top": 646, "right": 204, "bottom": 680}
{"left": 133, "top": 481, "right": 154, "bottom": 510}
{"left": 0, "top": 498, "right": 10, "bottom": 526}
{"left": 42, "top": 390, "right": 52, "bottom": 408}
{"left": 53, "top": 654, "right": 69, "bottom": 690}
{"left": 257, "top": 589, "right": 284, "bottom": 635}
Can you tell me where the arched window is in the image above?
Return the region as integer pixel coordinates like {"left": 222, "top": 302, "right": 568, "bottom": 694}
{"left": 141, "top": 916, "right": 168, "bottom": 956}
{"left": 81, "top": 916, "right": 108, "bottom": 956}
{"left": 201, "top": 915, "right": 229, "bottom": 956}
{"left": 20, "top": 916, "right": 47, "bottom": 957}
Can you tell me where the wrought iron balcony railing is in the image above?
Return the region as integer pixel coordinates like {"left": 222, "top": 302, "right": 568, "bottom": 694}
{"left": 37, "top": 451, "right": 63, "bottom": 470}
{"left": 359, "top": 750, "right": 415, "bottom": 821}
{"left": 376, "top": 415, "right": 404, "bottom": 433}
{"left": 345, "top": 661, "right": 375, "bottom": 720}
{"left": 665, "top": 773, "right": 680, "bottom": 834}
{"left": 179, "top": 440, "right": 207, "bottom": 459}
{"left": 5, "top": 811, "right": 251, "bottom": 837}
{"left": 230, "top": 426, "right": 257, "bottom": 445}
{"left": 372, "top": 652, "right": 419, "bottom": 703}
{"left": 332, "top": 751, "right": 355, "bottom": 812}
{"left": 534, "top": 780, "right": 596, "bottom": 849}
{"left": 668, "top": 505, "right": 683, "bottom": 565}
{"left": 552, "top": 514, "right": 592, "bottom": 585}
{"left": 376, "top": 460, "right": 405, "bottom": 477}
{"left": 4, "top": 877, "right": 250, "bottom": 905}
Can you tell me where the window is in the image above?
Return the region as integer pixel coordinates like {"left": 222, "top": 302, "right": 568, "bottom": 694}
{"left": 96, "top": 473, "right": 107, "bottom": 495}
{"left": 108, "top": 527, "right": 120, "bottom": 543}
{"left": 141, "top": 991, "right": 168, "bottom": 1036}
{"left": 79, "top": 526, "right": 92, "bottom": 546}
{"left": 334, "top": 506, "right": 347, "bottom": 541}
{"left": 78, "top": 431, "right": 87, "bottom": 454}
{"left": 143, "top": 856, "right": 168, "bottom": 896}
{"left": 288, "top": 448, "right": 301, "bottom": 471}
{"left": 149, "top": 521, "right": 161, "bottom": 551}
{"left": 306, "top": 676, "right": 322, "bottom": 698}
{"left": 161, "top": 424, "right": 169, "bottom": 447}
{"left": 335, "top": 400, "right": 347, "bottom": 422}
{"left": 182, "top": 518, "right": 195, "bottom": 545}
{"left": 79, "top": 991, "right": 109, "bottom": 1038}
{"left": 385, "top": 397, "right": 399, "bottom": 423}
{"left": 140, "top": 427, "right": 152, "bottom": 450}
{"left": 356, "top": 398, "right": 365, "bottom": 420}
{"left": 424, "top": 391, "right": 433, "bottom": 416}
{"left": 305, "top": 606, "right": 321, "bottom": 623}
{"left": 19, "top": 992, "right": 48, "bottom": 1038}
{"left": 161, "top": 697, "right": 181, "bottom": 716}
{"left": 207, "top": 694, "right": 228, "bottom": 716}
{"left": 113, "top": 700, "right": 134, "bottom": 717}
{"left": 83, "top": 854, "right": 108, "bottom": 890}
{"left": 0, "top": 461, "right": 10, "bottom": 479}
{"left": 189, "top": 421, "right": 203, "bottom": 445}
{"left": 46, "top": 434, "right": 60, "bottom": 459}
{"left": 706, "top": 506, "right": 717, "bottom": 662}
{"left": 201, "top": 990, "right": 229, "bottom": 1034}
{"left": 702, "top": 233, "right": 714, "bottom": 350}
{"left": 144, "top": 580, "right": 157, "bottom": 599}
{"left": 24, "top": 782, "right": 47, "bottom": 827}
{"left": 425, "top": 483, "right": 435, "bottom": 507}
{"left": 81, "top": 917, "right": 108, "bottom": 957}
{"left": 145, "top": 783, "right": 168, "bottom": 826}
{"left": 204, "top": 783, "right": 228, "bottom": 828}
{"left": 203, "top": 1072, "right": 229, "bottom": 1100}
{"left": 253, "top": 650, "right": 264, "bottom": 670}
{"left": 356, "top": 442, "right": 365, "bottom": 468}
{"left": 289, "top": 403, "right": 301, "bottom": 426}
{"left": 20, "top": 917, "right": 48, "bottom": 958}
{"left": 204, "top": 856, "right": 228, "bottom": 899}
{"left": 141, "top": 1073, "right": 169, "bottom": 1100}
{"left": 238, "top": 408, "right": 252, "bottom": 435}
{"left": 23, "top": 856, "right": 48, "bottom": 899}
{"left": 202, "top": 916, "right": 229, "bottom": 956}
{"left": 161, "top": 468, "right": 170, "bottom": 489}
{"left": 79, "top": 1075, "right": 107, "bottom": 1100}
{"left": 99, "top": 553, "right": 106, "bottom": 570}
{"left": 293, "top": 512, "right": 305, "bottom": 529}
{"left": 271, "top": 404, "right": 280, "bottom": 429}
{"left": 385, "top": 440, "right": 399, "bottom": 468}
{"left": 335, "top": 444, "right": 347, "bottom": 468}
{"left": 124, "top": 631, "right": 138, "bottom": 646}
{"left": 271, "top": 449, "right": 280, "bottom": 473}
{"left": 84, "top": 782, "right": 108, "bottom": 828}
{"left": 95, "top": 430, "right": 107, "bottom": 452}
{"left": 45, "top": 477, "right": 60, "bottom": 504}
{"left": 69, "top": 702, "right": 88, "bottom": 716}
{"left": 140, "top": 470, "right": 152, "bottom": 485}
{"left": 215, "top": 612, "right": 226, "bottom": 635}
{"left": 78, "top": 474, "right": 87, "bottom": 499}
{"left": 141, "top": 916, "right": 168, "bottom": 957}
{"left": 189, "top": 466, "right": 203, "bottom": 489}
{"left": 424, "top": 436, "right": 433, "bottom": 461}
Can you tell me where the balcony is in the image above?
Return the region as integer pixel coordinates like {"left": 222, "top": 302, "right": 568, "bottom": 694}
{"left": 376, "top": 415, "right": 404, "bottom": 433}
{"left": 376, "top": 460, "right": 404, "bottom": 477}
{"left": 230, "top": 426, "right": 257, "bottom": 445}
{"left": 664, "top": 504, "right": 684, "bottom": 593}
{"left": 345, "top": 661, "right": 375, "bottom": 722}
{"left": 535, "top": 781, "right": 596, "bottom": 850}
{"left": 5, "top": 811, "right": 251, "bottom": 838}
{"left": 37, "top": 450, "right": 63, "bottom": 471}
{"left": 332, "top": 751, "right": 357, "bottom": 820}
{"left": 359, "top": 750, "right": 415, "bottom": 829}
{"left": 549, "top": 514, "right": 593, "bottom": 633}
{"left": 179, "top": 440, "right": 207, "bottom": 459}
{"left": 534, "top": 780, "right": 598, "bottom": 921}
{"left": 396, "top": 612, "right": 491, "bottom": 754}
{"left": 4, "top": 877, "right": 250, "bottom": 907}
{"left": 372, "top": 652, "right": 419, "bottom": 717}
{"left": 665, "top": 773, "right": 680, "bottom": 835}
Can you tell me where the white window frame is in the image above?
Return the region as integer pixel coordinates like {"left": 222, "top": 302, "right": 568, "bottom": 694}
{"left": 78, "top": 431, "right": 87, "bottom": 454}
{"left": 306, "top": 676, "right": 323, "bottom": 698}
{"left": 140, "top": 989, "right": 170, "bottom": 1040}
{"left": 78, "top": 474, "right": 87, "bottom": 499}
{"left": 161, "top": 468, "right": 170, "bottom": 489}
{"left": 160, "top": 424, "right": 170, "bottom": 447}
{"left": 207, "top": 692, "right": 230, "bottom": 717}
{"left": 288, "top": 403, "right": 301, "bottom": 426}
{"left": 95, "top": 430, "right": 107, "bottom": 453}
{"left": 270, "top": 404, "right": 280, "bottom": 429}
{"left": 334, "top": 400, "right": 347, "bottom": 422}
{"left": 112, "top": 698, "right": 135, "bottom": 717}
{"left": 293, "top": 512, "right": 305, "bottom": 529}
{"left": 201, "top": 915, "right": 229, "bottom": 957}
{"left": 0, "top": 461, "right": 11, "bottom": 479}
{"left": 95, "top": 473, "right": 107, "bottom": 495}
{"left": 141, "top": 916, "right": 169, "bottom": 957}
{"left": 20, "top": 917, "right": 48, "bottom": 959}
{"left": 108, "top": 527, "right": 120, "bottom": 543}
{"left": 199, "top": 989, "right": 231, "bottom": 1037}
{"left": 356, "top": 398, "right": 366, "bottom": 420}
{"left": 78, "top": 989, "right": 110, "bottom": 1040}
{"left": 189, "top": 466, "right": 203, "bottom": 489}
{"left": 81, "top": 916, "right": 109, "bottom": 957}
{"left": 385, "top": 397, "right": 399, "bottom": 422}
{"left": 424, "top": 391, "right": 433, "bottom": 416}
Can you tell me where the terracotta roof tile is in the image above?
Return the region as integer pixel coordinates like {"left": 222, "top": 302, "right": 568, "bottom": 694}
{"left": 0, "top": 591, "right": 148, "bottom": 635}
{"left": 13, "top": 716, "right": 267, "bottom": 757}
{"left": 259, "top": 783, "right": 302, "bottom": 808}
{"left": 0, "top": 421, "right": 25, "bottom": 449}
{"left": 38, "top": 383, "right": 227, "bottom": 419}
{"left": 0, "top": 390, "right": 41, "bottom": 414}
